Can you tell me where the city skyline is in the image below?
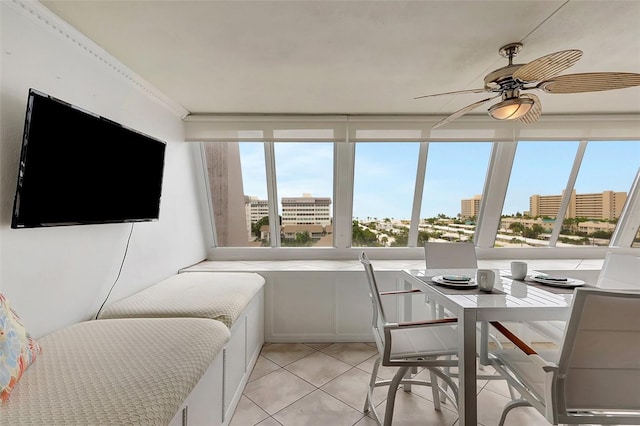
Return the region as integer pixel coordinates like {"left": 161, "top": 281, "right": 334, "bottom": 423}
{"left": 240, "top": 141, "right": 639, "bottom": 220}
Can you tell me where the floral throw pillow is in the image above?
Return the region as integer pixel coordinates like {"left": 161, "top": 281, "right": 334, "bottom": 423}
{"left": 0, "top": 293, "right": 41, "bottom": 401}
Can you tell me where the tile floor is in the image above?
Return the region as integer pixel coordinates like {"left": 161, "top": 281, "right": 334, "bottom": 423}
{"left": 230, "top": 342, "right": 551, "bottom": 426}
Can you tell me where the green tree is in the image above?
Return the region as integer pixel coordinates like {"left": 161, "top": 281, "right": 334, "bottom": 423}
{"left": 252, "top": 215, "right": 269, "bottom": 238}
{"left": 522, "top": 224, "right": 545, "bottom": 239}
{"left": 352, "top": 220, "right": 381, "bottom": 246}
{"left": 294, "top": 231, "right": 312, "bottom": 245}
{"left": 590, "top": 230, "right": 613, "bottom": 240}
{"left": 417, "top": 231, "right": 430, "bottom": 245}
{"left": 509, "top": 222, "right": 524, "bottom": 234}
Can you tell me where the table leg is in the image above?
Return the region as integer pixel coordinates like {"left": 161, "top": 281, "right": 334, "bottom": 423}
{"left": 480, "top": 321, "right": 490, "bottom": 365}
{"left": 457, "top": 309, "right": 477, "bottom": 425}
{"left": 403, "top": 278, "right": 413, "bottom": 392}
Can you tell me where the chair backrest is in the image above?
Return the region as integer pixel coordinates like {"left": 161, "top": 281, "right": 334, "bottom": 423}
{"left": 557, "top": 287, "right": 640, "bottom": 414}
{"left": 424, "top": 242, "right": 478, "bottom": 269}
{"left": 359, "top": 252, "right": 388, "bottom": 351}
{"left": 596, "top": 252, "right": 640, "bottom": 289}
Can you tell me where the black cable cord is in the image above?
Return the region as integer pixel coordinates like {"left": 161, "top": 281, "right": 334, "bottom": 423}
{"left": 94, "top": 222, "right": 134, "bottom": 320}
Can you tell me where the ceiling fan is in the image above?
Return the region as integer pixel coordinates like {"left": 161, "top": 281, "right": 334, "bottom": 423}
{"left": 415, "top": 42, "right": 640, "bottom": 129}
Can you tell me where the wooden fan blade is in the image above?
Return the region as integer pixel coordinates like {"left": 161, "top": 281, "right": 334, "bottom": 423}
{"left": 518, "top": 94, "right": 542, "bottom": 124}
{"left": 432, "top": 95, "right": 499, "bottom": 129}
{"left": 414, "top": 87, "right": 489, "bottom": 99}
{"left": 513, "top": 49, "right": 583, "bottom": 82}
{"left": 538, "top": 72, "right": 640, "bottom": 93}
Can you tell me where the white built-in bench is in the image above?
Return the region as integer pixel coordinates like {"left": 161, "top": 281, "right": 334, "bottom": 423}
{"left": 98, "top": 271, "right": 266, "bottom": 424}
{"left": 2, "top": 317, "right": 230, "bottom": 425}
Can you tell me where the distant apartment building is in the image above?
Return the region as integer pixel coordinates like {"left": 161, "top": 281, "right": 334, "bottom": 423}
{"left": 500, "top": 216, "right": 556, "bottom": 232}
{"left": 245, "top": 196, "right": 269, "bottom": 223}
{"left": 530, "top": 190, "right": 627, "bottom": 220}
{"left": 577, "top": 220, "right": 617, "bottom": 234}
{"left": 281, "top": 193, "right": 332, "bottom": 226}
{"left": 460, "top": 195, "right": 482, "bottom": 219}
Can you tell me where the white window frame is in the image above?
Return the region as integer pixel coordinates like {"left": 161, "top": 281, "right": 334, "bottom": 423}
{"left": 185, "top": 114, "right": 640, "bottom": 260}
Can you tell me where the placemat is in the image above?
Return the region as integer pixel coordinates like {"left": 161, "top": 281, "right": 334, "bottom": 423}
{"left": 512, "top": 277, "right": 594, "bottom": 295}
{"left": 417, "top": 276, "right": 506, "bottom": 295}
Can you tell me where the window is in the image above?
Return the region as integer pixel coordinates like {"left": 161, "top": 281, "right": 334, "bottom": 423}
{"left": 421, "top": 142, "right": 491, "bottom": 244}
{"left": 352, "top": 142, "right": 419, "bottom": 247}
{"left": 571, "top": 141, "right": 640, "bottom": 246}
{"left": 202, "top": 141, "right": 269, "bottom": 247}
{"left": 274, "top": 142, "right": 333, "bottom": 247}
{"left": 187, "top": 116, "right": 640, "bottom": 257}
{"left": 499, "top": 141, "right": 579, "bottom": 247}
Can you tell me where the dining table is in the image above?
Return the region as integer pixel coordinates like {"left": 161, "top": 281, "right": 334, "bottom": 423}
{"left": 401, "top": 267, "right": 594, "bottom": 426}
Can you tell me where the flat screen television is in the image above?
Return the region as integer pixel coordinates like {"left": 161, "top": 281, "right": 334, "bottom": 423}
{"left": 11, "top": 89, "right": 166, "bottom": 228}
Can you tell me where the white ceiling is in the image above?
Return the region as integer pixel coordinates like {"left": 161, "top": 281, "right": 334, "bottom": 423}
{"left": 41, "top": 0, "right": 640, "bottom": 118}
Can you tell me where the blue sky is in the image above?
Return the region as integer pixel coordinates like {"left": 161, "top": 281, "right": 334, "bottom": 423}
{"left": 240, "top": 141, "right": 639, "bottom": 219}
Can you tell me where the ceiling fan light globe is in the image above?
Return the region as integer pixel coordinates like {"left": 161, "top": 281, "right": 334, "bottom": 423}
{"left": 488, "top": 97, "right": 535, "bottom": 120}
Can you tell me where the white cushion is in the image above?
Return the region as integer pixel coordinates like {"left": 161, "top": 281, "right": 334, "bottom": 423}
{"left": 98, "top": 272, "right": 265, "bottom": 328}
{"left": 1, "top": 318, "right": 229, "bottom": 425}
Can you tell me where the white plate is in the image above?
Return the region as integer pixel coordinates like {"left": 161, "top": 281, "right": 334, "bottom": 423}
{"left": 530, "top": 276, "right": 585, "bottom": 288}
{"left": 432, "top": 275, "right": 477, "bottom": 288}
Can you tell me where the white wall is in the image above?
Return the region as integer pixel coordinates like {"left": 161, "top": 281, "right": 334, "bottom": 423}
{"left": 0, "top": 1, "right": 209, "bottom": 338}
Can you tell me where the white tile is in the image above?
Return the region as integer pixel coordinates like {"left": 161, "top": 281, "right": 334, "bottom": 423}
{"left": 285, "top": 351, "right": 352, "bottom": 387}
{"left": 230, "top": 395, "right": 270, "bottom": 426}
{"left": 476, "top": 388, "right": 548, "bottom": 426}
{"left": 249, "top": 356, "right": 282, "bottom": 382}
{"left": 320, "top": 342, "right": 378, "bottom": 366}
{"left": 272, "top": 389, "right": 365, "bottom": 426}
{"left": 239, "top": 333, "right": 610, "bottom": 425}
{"left": 260, "top": 343, "right": 315, "bottom": 367}
{"left": 243, "top": 369, "right": 316, "bottom": 415}
{"left": 372, "top": 390, "right": 459, "bottom": 426}
{"left": 256, "top": 417, "right": 283, "bottom": 426}
{"left": 321, "top": 366, "right": 387, "bottom": 411}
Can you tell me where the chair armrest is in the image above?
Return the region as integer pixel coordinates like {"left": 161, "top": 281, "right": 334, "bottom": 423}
{"left": 379, "top": 289, "right": 422, "bottom": 296}
{"left": 490, "top": 321, "right": 557, "bottom": 372}
{"left": 390, "top": 317, "right": 458, "bottom": 329}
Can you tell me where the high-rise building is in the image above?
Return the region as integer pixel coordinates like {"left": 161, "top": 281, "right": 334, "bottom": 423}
{"left": 281, "top": 193, "right": 332, "bottom": 225}
{"left": 460, "top": 195, "right": 482, "bottom": 219}
{"left": 529, "top": 190, "right": 627, "bottom": 219}
{"left": 245, "top": 196, "right": 269, "bottom": 223}
{"left": 203, "top": 142, "right": 250, "bottom": 246}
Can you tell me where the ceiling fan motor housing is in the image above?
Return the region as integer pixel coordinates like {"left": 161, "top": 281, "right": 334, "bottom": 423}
{"left": 484, "top": 64, "right": 525, "bottom": 91}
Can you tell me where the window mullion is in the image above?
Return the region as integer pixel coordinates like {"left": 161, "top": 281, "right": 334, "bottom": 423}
{"left": 264, "top": 140, "right": 280, "bottom": 247}
{"left": 611, "top": 167, "right": 640, "bottom": 247}
{"left": 408, "top": 141, "right": 429, "bottom": 247}
{"left": 334, "top": 141, "right": 355, "bottom": 248}
{"left": 475, "top": 140, "right": 517, "bottom": 248}
{"left": 549, "top": 140, "right": 587, "bottom": 246}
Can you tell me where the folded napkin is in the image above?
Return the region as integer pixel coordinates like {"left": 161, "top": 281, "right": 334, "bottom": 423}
{"left": 534, "top": 274, "right": 568, "bottom": 282}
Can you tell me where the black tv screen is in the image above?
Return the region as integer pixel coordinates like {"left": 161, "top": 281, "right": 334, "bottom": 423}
{"left": 11, "top": 89, "right": 166, "bottom": 228}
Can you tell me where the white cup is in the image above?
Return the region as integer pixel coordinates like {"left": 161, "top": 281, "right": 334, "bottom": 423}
{"left": 510, "top": 261, "right": 528, "bottom": 280}
{"left": 476, "top": 269, "right": 495, "bottom": 292}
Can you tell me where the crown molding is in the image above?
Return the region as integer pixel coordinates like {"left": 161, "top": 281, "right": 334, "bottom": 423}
{"left": 9, "top": 0, "right": 189, "bottom": 118}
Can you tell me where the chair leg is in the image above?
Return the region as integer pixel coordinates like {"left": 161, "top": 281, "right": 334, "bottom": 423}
{"left": 403, "top": 366, "right": 418, "bottom": 393}
{"left": 498, "top": 399, "right": 531, "bottom": 426}
{"left": 440, "top": 356, "right": 452, "bottom": 403}
{"left": 364, "top": 356, "right": 382, "bottom": 414}
{"left": 383, "top": 366, "right": 409, "bottom": 426}
{"left": 429, "top": 369, "right": 442, "bottom": 411}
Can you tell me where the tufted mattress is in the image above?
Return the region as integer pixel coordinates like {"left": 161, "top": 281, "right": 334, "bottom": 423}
{"left": 1, "top": 317, "right": 230, "bottom": 425}
{"left": 97, "top": 272, "right": 265, "bottom": 328}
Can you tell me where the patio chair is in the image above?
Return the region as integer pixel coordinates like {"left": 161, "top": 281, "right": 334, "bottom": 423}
{"left": 490, "top": 287, "right": 640, "bottom": 425}
{"left": 424, "top": 241, "right": 478, "bottom": 271}
{"left": 526, "top": 253, "right": 640, "bottom": 344}
{"left": 360, "top": 252, "right": 459, "bottom": 426}
{"left": 423, "top": 242, "right": 510, "bottom": 394}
